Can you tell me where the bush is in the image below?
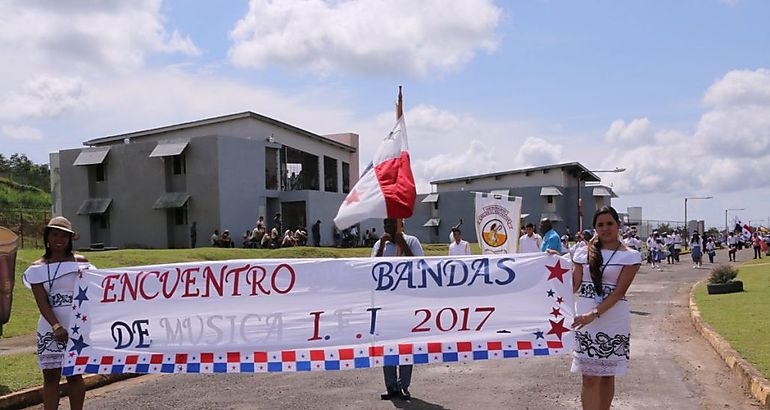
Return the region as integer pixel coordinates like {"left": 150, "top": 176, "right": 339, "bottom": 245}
{"left": 708, "top": 264, "right": 739, "bottom": 284}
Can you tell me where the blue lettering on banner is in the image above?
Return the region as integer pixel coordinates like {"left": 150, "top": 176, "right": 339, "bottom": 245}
{"left": 111, "top": 319, "right": 151, "bottom": 349}
{"left": 372, "top": 258, "right": 517, "bottom": 291}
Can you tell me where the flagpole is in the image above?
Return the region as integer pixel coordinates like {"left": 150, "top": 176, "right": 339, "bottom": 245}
{"left": 395, "top": 85, "right": 404, "bottom": 238}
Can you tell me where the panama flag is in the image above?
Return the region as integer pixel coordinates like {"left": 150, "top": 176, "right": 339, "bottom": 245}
{"left": 334, "top": 116, "right": 416, "bottom": 229}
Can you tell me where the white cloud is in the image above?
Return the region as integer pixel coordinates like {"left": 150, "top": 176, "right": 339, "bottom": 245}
{"left": 702, "top": 68, "right": 770, "bottom": 108}
{"left": 1, "top": 125, "right": 43, "bottom": 140}
{"left": 603, "top": 68, "right": 770, "bottom": 196}
{"left": 513, "top": 136, "right": 563, "bottom": 167}
{"left": 605, "top": 117, "right": 651, "bottom": 145}
{"left": 0, "top": 0, "right": 199, "bottom": 76}
{"left": 228, "top": 0, "right": 502, "bottom": 77}
{"left": 0, "top": 76, "right": 85, "bottom": 120}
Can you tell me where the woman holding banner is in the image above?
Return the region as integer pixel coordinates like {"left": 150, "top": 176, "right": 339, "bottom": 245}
{"left": 23, "top": 217, "right": 92, "bottom": 410}
{"left": 571, "top": 207, "right": 641, "bottom": 410}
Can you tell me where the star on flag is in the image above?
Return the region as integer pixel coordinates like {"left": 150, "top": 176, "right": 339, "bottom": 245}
{"left": 546, "top": 260, "right": 569, "bottom": 283}
{"left": 547, "top": 318, "right": 570, "bottom": 340}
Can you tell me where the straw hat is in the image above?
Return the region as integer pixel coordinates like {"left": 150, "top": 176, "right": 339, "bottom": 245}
{"left": 46, "top": 216, "right": 80, "bottom": 240}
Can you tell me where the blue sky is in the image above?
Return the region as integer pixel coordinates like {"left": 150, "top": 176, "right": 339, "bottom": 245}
{"left": 1, "top": 0, "right": 769, "bottom": 229}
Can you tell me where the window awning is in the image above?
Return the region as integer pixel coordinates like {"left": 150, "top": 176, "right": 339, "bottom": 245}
{"left": 423, "top": 218, "right": 441, "bottom": 227}
{"left": 540, "top": 212, "right": 563, "bottom": 222}
{"left": 73, "top": 147, "right": 110, "bottom": 166}
{"left": 149, "top": 141, "right": 189, "bottom": 158}
{"left": 421, "top": 193, "right": 439, "bottom": 203}
{"left": 153, "top": 192, "right": 190, "bottom": 209}
{"left": 77, "top": 198, "right": 112, "bottom": 215}
{"left": 540, "top": 187, "right": 563, "bottom": 196}
{"left": 592, "top": 187, "right": 617, "bottom": 198}
{"left": 520, "top": 213, "right": 530, "bottom": 219}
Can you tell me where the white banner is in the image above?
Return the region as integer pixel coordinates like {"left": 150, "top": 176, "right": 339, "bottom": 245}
{"left": 475, "top": 193, "right": 523, "bottom": 254}
{"left": 62, "top": 254, "right": 573, "bottom": 376}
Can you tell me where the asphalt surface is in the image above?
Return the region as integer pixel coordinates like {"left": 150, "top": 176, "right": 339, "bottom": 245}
{"left": 34, "top": 248, "right": 764, "bottom": 410}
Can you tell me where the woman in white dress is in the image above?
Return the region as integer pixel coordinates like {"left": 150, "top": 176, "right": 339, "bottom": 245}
{"left": 571, "top": 207, "right": 641, "bottom": 410}
{"left": 23, "top": 217, "right": 92, "bottom": 410}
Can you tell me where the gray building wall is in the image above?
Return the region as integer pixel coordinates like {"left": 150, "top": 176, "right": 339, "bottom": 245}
{"left": 56, "top": 115, "right": 357, "bottom": 249}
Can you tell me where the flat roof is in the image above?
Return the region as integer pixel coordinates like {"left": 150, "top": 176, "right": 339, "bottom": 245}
{"left": 430, "top": 162, "right": 600, "bottom": 184}
{"left": 83, "top": 111, "right": 356, "bottom": 152}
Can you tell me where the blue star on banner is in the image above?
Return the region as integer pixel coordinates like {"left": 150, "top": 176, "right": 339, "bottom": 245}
{"left": 74, "top": 286, "right": 89, "bottom": 307}
{"left": 546, "top": 289, "right": 555, "bottom": 297}
{"left": 533, "top": 331, "right": 545, "bottom": 339}
{"left": 70, "top": 324, "right": 80, "bottom": 334}
{"left": 69, "top": 335, "right": 89, "bottom": 355}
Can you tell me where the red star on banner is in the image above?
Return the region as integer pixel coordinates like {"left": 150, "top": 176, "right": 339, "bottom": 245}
{"left": 547, "top": 318, "right": 570, "bottom": 340}
{"left": 343, "top": 188, "right": 361, "bottom": 205}
{"left": 550, "top": 307, "right": 562, "bottom": 318}
{"left": 546, "top": 260, "right": 569, "bottom": 283}
{"left": 556, "top": 296, "right": 564, "bottom": 304}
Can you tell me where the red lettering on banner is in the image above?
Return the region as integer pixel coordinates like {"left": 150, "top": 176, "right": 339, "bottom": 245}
{"left": 100, "top": 274, "right": 120, "bottom": 302}
{"left": 139, "top": 271, "right": 159, "bottom": 300}
{"left": 181, "top": 267, "right": 200, "bottom": 298}
{"left": 97, "top": 263, "right": 298, "bottom": 304}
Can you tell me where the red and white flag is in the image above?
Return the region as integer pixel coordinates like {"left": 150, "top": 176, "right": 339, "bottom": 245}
{"left": 334, "top": 116, "right": 416, "bottom": 229}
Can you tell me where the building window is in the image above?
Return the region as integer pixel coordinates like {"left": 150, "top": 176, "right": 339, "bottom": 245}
{"left": 547, "top": 195, "right": 553, "bottom": 204}
{"left": 95, "top": 164, "right": 105, "bottom": 182}
{"left": 543, "top": 169, "right": 549, "bottom": 174}
{"left": 175, "top": 205, "right": 188, "bottom": 225}
{"left": 280, "top": 146, "right": 319, "bottom": 191}
{"left": 265, "top": 147, "right": 279, "bottom": 190}
{"left": 342, "top": 162, "right": 350, "bottom": 193}
{"left": 324, "top": 156, "right": 338, "bottom": 192}
{"left": 173, "top": 154, "right": 186, "bottom": 175}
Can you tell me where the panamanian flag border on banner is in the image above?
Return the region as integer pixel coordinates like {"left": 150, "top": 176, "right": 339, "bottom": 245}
{"left": 334, "top": 116, "right": 416, "bottom": 229}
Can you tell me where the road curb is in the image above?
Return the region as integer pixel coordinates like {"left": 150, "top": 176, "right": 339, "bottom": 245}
{"left": 0, "top": 373, "right": 139, "bottom": 410}
{"left": 689, "top": 279, "right": 770, "bottom": 409}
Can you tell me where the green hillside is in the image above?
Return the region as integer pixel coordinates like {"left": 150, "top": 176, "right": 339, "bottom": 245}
{"left": 0, "top": 176, "right": 50, "bottom": 209}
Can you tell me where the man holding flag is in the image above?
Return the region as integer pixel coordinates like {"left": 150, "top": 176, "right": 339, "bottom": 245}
{"left": 334, "top": 86, "right": 419, "bottom": 400}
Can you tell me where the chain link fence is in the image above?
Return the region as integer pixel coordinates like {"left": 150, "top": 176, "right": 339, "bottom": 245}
{"left": 0, "top": 208, "right": 51, "bottom": 248}
{"left": 627, "top": 219, "right": 685, "bottom": 239}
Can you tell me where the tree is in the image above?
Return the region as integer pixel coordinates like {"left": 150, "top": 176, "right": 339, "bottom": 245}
{"left": 655, "top": 223, "right": 673, "bottom": 235}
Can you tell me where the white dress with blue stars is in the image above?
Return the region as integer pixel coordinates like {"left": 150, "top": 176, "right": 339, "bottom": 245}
{"left": 23, "top": 261, "right": 93, "bottom": 370}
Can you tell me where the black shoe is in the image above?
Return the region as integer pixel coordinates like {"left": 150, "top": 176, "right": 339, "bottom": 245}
{"left": 401, "top": 387, "right": 411, "bottom": 400}
{"left": 380, "top": 390, "right": 401, "bottom": 400}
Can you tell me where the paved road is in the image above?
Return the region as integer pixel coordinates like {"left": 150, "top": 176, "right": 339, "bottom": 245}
{"left": 37, "top": 248, "right": 763, "bottom": 410}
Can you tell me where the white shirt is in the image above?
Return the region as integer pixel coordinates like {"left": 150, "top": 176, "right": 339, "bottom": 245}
{"left": 448, "top": 239, "right": 471, "bottom": 256}
{"left": 518, "top": 233, "right": 542, "bottom": 253}
{"left": 672, "top": 234, "right": 682, "bottom": 249}
{"left": 727, "top": 236, "right": 737, "bottom": 246}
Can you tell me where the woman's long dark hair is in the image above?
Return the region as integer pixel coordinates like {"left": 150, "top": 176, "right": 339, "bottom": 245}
{"left": 588, "top": 206, "right": 621, "bottom": 297}
{"left": 42, "top": 227, "right": 74, "bottom": 260}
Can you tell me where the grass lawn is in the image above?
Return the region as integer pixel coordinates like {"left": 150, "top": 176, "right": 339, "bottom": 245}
{"left": 694, "top": 258, "right": 770, "bottom": 379}
{"left": 0, "top": 353, "right": 40, "bottom": 395}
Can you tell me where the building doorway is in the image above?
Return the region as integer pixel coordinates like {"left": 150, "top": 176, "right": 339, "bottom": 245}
{"left": 281, "top": 201, "right": 307, "bottom": 232}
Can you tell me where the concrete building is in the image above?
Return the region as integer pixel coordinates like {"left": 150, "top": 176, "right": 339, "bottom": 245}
{"left": 371, "top": 162, "right": 618, "bottom": 244}
{"left": 50, "top": 112, "right": 359, "bottom": 248}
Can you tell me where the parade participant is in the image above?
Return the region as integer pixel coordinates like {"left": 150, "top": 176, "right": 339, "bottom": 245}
{"left": 726, "top": 232, "right": 738, "bottom": 262}
{"left": 672, "top": 229, "right": 682, "bottom": 263}
{"left": 448, "top": 228, "right": 471, "bottom": 256}
{"left": 23, "top": 217, "right": 92, "bottom": 410}
{"left": 690, "top": 232, "right": 703, "bottom": 268}
{"left": 571, "top": 206, "right": 641, "bottom": 410}
{"left": 540, "top": 218, "right": 562, "bottom": 254}
{"left": 706, "top": 237, "right": 716, "bottom": 263}
{"left": 518, "top": 223, "right": 542, "bottom": 253}
{"left": 372, "top": 218, "right": 424, "bottom": 400}
{"left": 752, "top": 232, "right": 763, "bottom": 259}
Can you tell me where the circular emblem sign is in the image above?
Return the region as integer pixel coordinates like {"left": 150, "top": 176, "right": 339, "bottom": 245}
{"left": 482, "top": 219, "right": 507, "bottom": 248}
